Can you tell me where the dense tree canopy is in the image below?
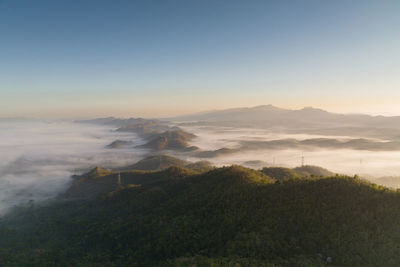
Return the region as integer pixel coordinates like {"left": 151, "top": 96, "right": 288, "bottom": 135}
{"left": 1, "top": 165, "right": 400, "bottom": 266}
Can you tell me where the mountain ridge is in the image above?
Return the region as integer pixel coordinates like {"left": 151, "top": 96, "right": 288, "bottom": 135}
{"left": 2, "top": 162, "right": 399, "bottom": 266}
{"left": 171, "top": 105, "right": 400, "bottom": 140}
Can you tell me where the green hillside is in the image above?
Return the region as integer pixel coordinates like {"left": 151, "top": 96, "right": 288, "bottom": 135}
{"left": 62, "top": 155, "right": 214, "bottom": 199}
{"left": 293, "top": 165, "right": 335, "bottom": 177}
{"left": 261, "top": 167, "right": 302, "bottom": 180}
{"left": 128, "top": 155, "right": 214, "bottom": 172}
{"left": 128, "top": 154, "right": 189, "bottom": 171}
{"left": 140, "top": 129, "right": 198, "bottom": 151}
{"left": 261, "top": 166, "right": 335, "bottom": 180}
{"left": 1, "top": 165, "right": 400, "bottom": 266}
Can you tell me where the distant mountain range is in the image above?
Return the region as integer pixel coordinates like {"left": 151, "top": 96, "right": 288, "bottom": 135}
{"left": 78, "top": 106, "right": 400, "bottom": 139}
{"left": 80, "top": 106, "right": 400, "bottom": 154}
{"left": 174, "top": 104, "right": 400, "bottom": 126}
{"left": 174, "top": 105, "right": 400, "bottom": 139}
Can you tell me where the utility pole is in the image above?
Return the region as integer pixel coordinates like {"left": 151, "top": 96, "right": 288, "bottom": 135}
{"left": 117, "top": 171, "right": 121, "bottom": 186}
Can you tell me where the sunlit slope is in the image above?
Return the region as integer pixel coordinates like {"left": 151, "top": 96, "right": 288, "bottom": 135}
{"left": 62, "top": 155, "right": 214, "bottom": 199}
{"left": 1, "top": 165, "right": 400, "bottom": 266}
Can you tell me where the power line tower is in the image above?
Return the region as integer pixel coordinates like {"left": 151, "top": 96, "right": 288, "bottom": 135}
{"left": 301, "top": 154, "right": 305, "bottom": 167}
{"left": 117, "top": 171, "right": 121, "bottom": 186}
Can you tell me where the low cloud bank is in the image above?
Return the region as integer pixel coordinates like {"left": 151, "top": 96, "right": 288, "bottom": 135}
{"left": 0, "top": 120, "right": 147, "bottom": 214}
{"left": 2, "top": 120, "right": 400, "bottom": 214}
{"left": 180, "top": 125, "right": 400, "bottom": 179}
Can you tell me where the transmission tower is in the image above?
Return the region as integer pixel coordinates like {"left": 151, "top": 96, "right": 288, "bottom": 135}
{"left": 117, "top": 171, "right": 121, "bottom": 186}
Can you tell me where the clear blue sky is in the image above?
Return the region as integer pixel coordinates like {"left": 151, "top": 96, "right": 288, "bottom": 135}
{"left": 0, "top": 0, "right": 399, "bottom": 117}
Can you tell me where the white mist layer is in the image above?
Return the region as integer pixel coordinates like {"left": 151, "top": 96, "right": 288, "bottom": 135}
{"left": 0, "top": 120, "right": 147, "bottom": 214}
{"left": 2, "top": 120, "right": 400, "bottom": 214}
{"left": 181, "top": 125, "right": 400, "bottom": 178}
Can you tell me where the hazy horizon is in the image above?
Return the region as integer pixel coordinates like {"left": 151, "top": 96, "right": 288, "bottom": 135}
{"left": 1, "top": 0, "right": 399, "bottom": 118}
{"left": 2, "top": 104, "right": 400, "bottom": 120}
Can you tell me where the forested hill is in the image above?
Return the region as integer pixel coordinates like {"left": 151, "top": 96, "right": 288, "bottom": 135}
{"left": 1, "top": 165, "right": 400, "bottom": 266}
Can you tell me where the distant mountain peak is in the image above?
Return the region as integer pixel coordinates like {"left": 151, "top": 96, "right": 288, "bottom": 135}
{"left": 301, "top": 106, "right": 324, "bottom": 111}
{"left": 251, "top": 104, "right": 282, "bottom": 111}
{"left": 299, "top": 106, "right": 329, "bottom": 114}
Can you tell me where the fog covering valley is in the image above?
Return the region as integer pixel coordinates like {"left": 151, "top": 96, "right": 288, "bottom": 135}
{"left": 0, "top": 119, "right": 149, "bottom": 214}
{"left": 2, "top": 105, "right": 400, "bottom": 214}
{"left": 179, "top": 125, "right": 400, "bottom": 177}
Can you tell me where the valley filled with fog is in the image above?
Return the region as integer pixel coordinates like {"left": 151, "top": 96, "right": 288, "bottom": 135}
{"left": 0, "top": 120, "right": 148, "bottom": 214}
{"left": 2, "top": 107, "right": 400, "bottom": 214}
{"left": 180, "top": 125, "right": 400, "bottom": 177}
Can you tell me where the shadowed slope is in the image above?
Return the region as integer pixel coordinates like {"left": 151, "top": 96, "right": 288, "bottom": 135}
{"left": 293, "top": 165, "right": 335, "bottom": 177}
{"left": 261, "top": 167, "right": 302, "bottom": 180}
{"left": 62, "top": 155, "right": 214, "bottom": 199}
{"left": 128, "top": 155, "right": 189, "bottom": 170}
{"left": 139, "top": 129, "right": 198, "bottom": 151}
{"left": 2, "top": 165, "right": 400, "bottom": 266}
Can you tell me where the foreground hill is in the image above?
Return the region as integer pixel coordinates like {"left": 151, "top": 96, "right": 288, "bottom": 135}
{"left": 261, "top": 167, "right": 302, "bottom": 180}
{"left": 1, "top": 165, "right": 400, "bottom": 266}
{"left": 128, "top": 154, "right": 189, "bottom": 170}
{"left": 293, "top": 165, "right": 335, "bottom": 177}
{"left": 261, "top": 165, "right": 335, "bottom": 181}
{"left": 62, "top": 155, "right": 214, "bottom": 199}
{"left": 373, "top": 176, "right": 400, "bottom": 189}
{"left": 127, "top": 155, "right": 213, "bottom": 172}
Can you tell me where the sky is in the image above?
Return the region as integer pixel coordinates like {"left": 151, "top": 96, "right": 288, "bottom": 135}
{"left": 0, "top": 0, "right": 399, "bottom": 118}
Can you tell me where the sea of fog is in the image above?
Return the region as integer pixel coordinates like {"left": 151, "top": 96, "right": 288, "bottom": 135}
{"left": 180, "top": 125, "right": 400, "bottom": 178}
{"left": 2, "top": 120, "right": 400, "bottom": 215}
{"left": 0, "top": 120, "right": 147, "bottom": 214}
